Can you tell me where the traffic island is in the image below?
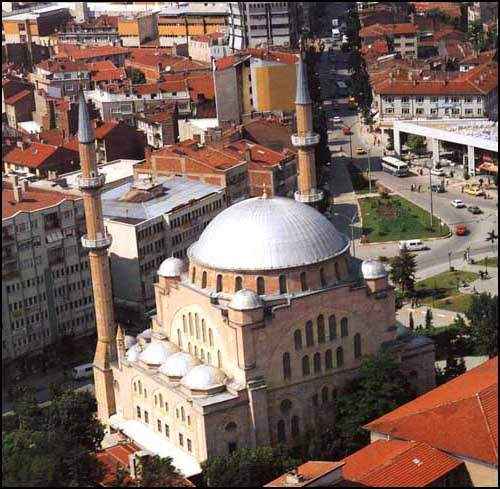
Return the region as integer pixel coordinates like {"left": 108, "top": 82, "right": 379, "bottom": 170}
{"left": 358, "top": 194, "right": 450, "bottom": 243}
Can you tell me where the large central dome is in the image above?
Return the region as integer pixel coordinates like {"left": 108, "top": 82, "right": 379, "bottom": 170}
{"left": 188, "top": 196, "right": 349, "bottom": 271}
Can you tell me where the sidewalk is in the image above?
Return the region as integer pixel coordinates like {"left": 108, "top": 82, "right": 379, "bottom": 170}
{"left": 397, "top": 305, "right": 458, "bottom": 329}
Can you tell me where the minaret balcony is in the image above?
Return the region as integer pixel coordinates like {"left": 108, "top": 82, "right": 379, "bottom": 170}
{"left": 294, "top": 189, "right": 324, "bottom": 203}
{"left": 291, "top": 133, "right": 320, "bottom": 147}
{"left": 77, "top": 173, "right": 106, "bottom": 190}
{"left": 81, "top": 231, "right": 112, "bottom": 250}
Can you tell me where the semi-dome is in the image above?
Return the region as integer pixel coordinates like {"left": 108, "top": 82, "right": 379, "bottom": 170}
{"left": 126, "top": 343, "right": 141, "bottom": 362}
{"left": 159, "top": 352, "right": 200, "bottom": 378}
{"left": 181, "top": 364, "right": 226, "bottom": 391}
{"left": 158, "top": 257, "right": 186, "bottom": 277}
{"left": 361, "top": 259, "right": 388, "bottom": 280}
{"left": 137, "top": 328, "right": 152, "bottom": 340}
{"left": 229, "top": 289, "right": 264, "bottom": 309}
{"left": 188, "top": 196, "right": 349, "bottom": 271}
{"left": 124, "top": 335, "right": 137, "bottom": 349}
{"left": 138, "top": 341, "right": 179, "bottom": 366}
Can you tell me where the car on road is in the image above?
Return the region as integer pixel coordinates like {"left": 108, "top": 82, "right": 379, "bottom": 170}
{"left": 451, "top": 199, "right": 466, "bottom": 208}
{"left": 333, "top": 116, "right": 343, "bottom": 124}
{"left": 430, "top": 168, "right": 445, "bottom": 176}
{"left": 455, "top": 224, "right": 469, "bottom": 236}
{"left": 431, "top": 183, "right": 445, "bottom": 193}
{"left": 464, "top": 184, "right": 485, "bottom": 197}
{"left": 467, "top": 205, "right": 482, "bottom": 214}
{"left": 356, "top": 147, "right": 367, "bottom": 155}
{"left": 399, "top": 239, "right": 428, "bottom": 252}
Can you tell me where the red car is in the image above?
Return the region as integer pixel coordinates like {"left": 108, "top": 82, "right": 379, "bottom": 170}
{"left": 342, "top": 127, "right": 352, "bottom": 135}
{"left": 455, "top": 224, "right": 468, "bottom": 236}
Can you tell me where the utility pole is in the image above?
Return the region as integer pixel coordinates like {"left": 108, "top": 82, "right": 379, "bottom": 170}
{"left": 429, "top": 166, "right": 434, "bottom": 229}
{"left": 448, "top": 250, "right": 452, "bottom": 271}
{"left": 367, "top": 146, "right": 372, "bottom": 193}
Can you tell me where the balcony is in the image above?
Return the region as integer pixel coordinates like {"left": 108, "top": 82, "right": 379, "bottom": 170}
{"left": 77, "top": 173, "right": 106, "bottom": 190}
{"left": 294, "top": 189, "right": 324, "bottom": 203}
{"left": 81, "top": 231, "right": 112, "bottom": 250}
{"left": 291, "top": 133, "right": 320, "bottom": 148}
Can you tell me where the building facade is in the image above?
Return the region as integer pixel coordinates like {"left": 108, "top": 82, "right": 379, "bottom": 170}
{"left": 2, "top": 177, "right": 95, "bottom": 368}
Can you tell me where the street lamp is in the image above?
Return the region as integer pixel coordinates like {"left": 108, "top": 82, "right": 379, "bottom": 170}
{"left": 333, "top": 211, "right": 358, "bottom": 257}
{"left": 448, "top": 251, "right": 453, "bottom": 271}
{"left": 428, "top": 165, "right": 434, "bottom": 229}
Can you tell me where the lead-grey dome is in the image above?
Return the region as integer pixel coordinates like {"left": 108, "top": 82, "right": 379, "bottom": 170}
{"left": 158, "top": 257, "right": 186, "bottom": 277}
{"left": 188, "top": 196, "right": 349, "bottom": 271}
{"left": 229, "top": 289, "right": 264, "bottom": 309}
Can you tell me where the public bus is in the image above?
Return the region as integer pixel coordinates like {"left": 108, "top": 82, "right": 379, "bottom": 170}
{"left": 381, "top": 156, "right": 409, "bottom": 177}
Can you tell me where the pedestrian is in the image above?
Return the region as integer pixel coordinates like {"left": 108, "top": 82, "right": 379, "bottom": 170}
{"left": 461, "top": 186, "right": 464, "bottom": 193}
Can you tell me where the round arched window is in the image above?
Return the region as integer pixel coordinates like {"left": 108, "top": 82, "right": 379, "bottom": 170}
{"left": 280, "top": 399, "right": 293, "bottom": 414}
{"left": 225, "top": 421, "right": 237, "bottom": 432}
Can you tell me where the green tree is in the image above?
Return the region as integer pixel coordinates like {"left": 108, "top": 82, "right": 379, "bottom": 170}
{"left": 390, "top": 248, "right": 417, "bottom": 295}
{"left": 467, "top": 20, "right": 486, "bottom": 51}
{"left": 409, "top": 312, "right": 415, "bottom": 330}
{"left": 465, "top": 293, "right": 498, "bottom": 357}
{"left": 436, "top": 355, "right": 466, "bottom": 385}
{"left": 406, "top": 135, "right": 426, "bottom": 155}
{"left": 425, "top": 308, "right": 434, "bottom": 331}
{"left": 129, "top": 67, "right": 146, "bottom": 84}
{"left": 134, "top": 455, "right": 185, "bottom": 487}
{"left": 201, "top": 445, "right": 301, "bottom": 487}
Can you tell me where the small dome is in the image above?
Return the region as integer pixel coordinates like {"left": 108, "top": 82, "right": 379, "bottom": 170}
{"left": 159, "top": 352, "right": 200, "bottom": 378}
{"left": 137, "top": 328, "right": 152, "bottom": 340}
{"left": 124, "top": 335, "right": 137, "bottom": 349}
{"left": 158, "top": 257, "right": 186, "bottom": 278}
{"left": 361, "top": 259, "right": 388, "bottom": 280}
{"left": 229, "top": 289, "right": 264, "bottom": 310}
{"left": 138, "top": 341, "right": 179, "bottom": 366}
{"left": 126, "top": 343, "right": 141, "bottom": 362}
{"left": 181, "top": 364, "right": 226, "bottom": 391}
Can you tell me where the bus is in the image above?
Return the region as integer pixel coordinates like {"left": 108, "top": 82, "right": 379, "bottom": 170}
{"left": 381, "top": 156, "right": 409, "bottom": 176}
{"left": 72, "top": 363, "right": 94, "bottom": 379}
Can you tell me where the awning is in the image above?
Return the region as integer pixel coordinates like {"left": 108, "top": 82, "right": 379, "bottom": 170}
{"left": 478, "top": 163, "right": 498, "bottom": 173}
{"left": 109, "top": 415, "right": 202, "bottom": 478}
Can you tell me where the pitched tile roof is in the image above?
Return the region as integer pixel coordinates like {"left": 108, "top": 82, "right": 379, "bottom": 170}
{"left": 4, "top": 142, "right": 59, "bottom": 169}
{"left": 360, "top": 23, "right": 417, "bottom": 39}
{"left": 364, "top": 357, "right": 498, "bottom": 465}
{"left": 411, "top": 2, "right": 462, "bottom": 18}
{"left": 266, "top": 461, "right": 345, "bottom": 487}
{"left": 67, "top": 45, "right": 130, "bottom": 60}
{"left": 36, "top": 58, "right": 89, "bottom": 73}
{"left": 215, "top": 49, "right": 298, "bottom": 71}
{"left": 4, "top": 89, "right": 32, "bottom": 105}
{"left": 223, "top": 139, "right": 293, "bottom": 169}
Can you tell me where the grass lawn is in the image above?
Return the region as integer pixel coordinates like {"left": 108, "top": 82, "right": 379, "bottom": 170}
{"left": 347, "top": 164, "right": 376, "bottom": 194}
{"left": 475, "top": 256, "right": 498, "bottom": 267}
{"left": 359, "top": 195, "right": 450, "bottom": 243}
{"left": 416, "top": 270, "right": 479, "bottom": 313}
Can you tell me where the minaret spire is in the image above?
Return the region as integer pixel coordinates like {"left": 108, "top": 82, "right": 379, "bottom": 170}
{"left": 292, "top": 50, "right": 323, "bottom": 207}
{"left": 77, "top": 88, "right": 117, "bottom": 424}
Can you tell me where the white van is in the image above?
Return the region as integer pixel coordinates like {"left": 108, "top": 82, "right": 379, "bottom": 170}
{"left": 333, "top": 116, "right": 343, "bottom": 124}
{"left": 72, "top": 363, "right": 94, "bottom": 379}
{"left": 398, "top": 240, "right": 427, "bottom": 252}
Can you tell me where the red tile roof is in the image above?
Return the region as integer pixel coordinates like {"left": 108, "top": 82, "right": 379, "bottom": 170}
{"left": 223, "top": 139, "right": 293, "bottom": 169}
{"left": 4, "top": 89, "right": 32, "bottom": 105}
{"left": 2, "top": 184, "right": 79, "bottom": 220}
{"left": 190, "top": 31, "right": 225, "bottom": 43}
{"left": 38, "top": 130, "right": 79, "bottom": 152}
{"left": 67, "top": 46, "right": 130, "bottom": 60}
{"left": 37, "top": 58, "right": 89, "bottom": 73}
{"left": 411, "top": 2, "right": 462, "bottom": 18}
{"left": 215, "top": 49, "right": 298, "bottom": 71}
{"left": 266, "top": 461, "right": 345, "bottom": 487}
{"left": 365, "top": 357, "right": 498, "bottom": 465}
{"left": 360, "top": 23, "right": 417, "bottom": 39}
{"left": 5, "top": 142, "right": 59, "bottom": 169}
{"left": 95, "top": 442, "right": 138, "bottom": 486}
{"left": 127, "top": 52, "right": 210, "bottom": 72}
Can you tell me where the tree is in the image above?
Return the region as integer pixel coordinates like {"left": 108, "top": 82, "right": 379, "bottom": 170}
{"left": 129, "top": 67, "right": 146, "bottom": 84}
{"left": 425, "top": 308, "right": 434, "bottom": 331}
{"left": 465, "top": 293, "right": 498, "bottom": 357}
{"left": 409, "top": 312, "right": 415, "bottom": 330}
{"left": 133, "top": 455, "right": 186, "bottom": 487}
{"left": 331, "top": 352, "right": 416, "bottom": 456}
{"left": 201, "top": 445, "right": 301, "bottom": 487}
{"left": 390, "top": 248, "right": 417, "bottom": 295}
{"left": 406, "top": 135, "right": 426, "bottom": 155}
{"left": 436, "top": 355, "right": 466, "bottom": 385}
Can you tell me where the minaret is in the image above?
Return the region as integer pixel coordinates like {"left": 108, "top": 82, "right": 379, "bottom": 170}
{"left": 292, "top": 52, "right": 323, "bottom": 207}
{"left": 77, "top": 90, "right": 116, "bottom": 423}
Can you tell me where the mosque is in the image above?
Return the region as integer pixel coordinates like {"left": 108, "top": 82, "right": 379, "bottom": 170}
{"left": 78, "top": 55, "right": 435, "bottom": 477}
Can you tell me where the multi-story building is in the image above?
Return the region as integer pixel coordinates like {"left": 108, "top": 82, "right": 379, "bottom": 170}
{"left": 214, "top": 48, "right": 298, "bottom": 124}
{"left": 118, "top": 12, "right": 159, "bottom": 48}
{"left": 372, "top": 63, "right": 499, "bottom": 126}
{"left": 102, "top": 175, "right": 227, "bottom": 318}
{"left": 4, "top": 88, "right": 34, "bottom": 130}
{"left": 227, "top": 2, "right": 299, "bottom": 51}
{"left": 30, "top": 59, "right": 92, "bottom": 103}
{"left": 55, "top": 44, "right": 130, "bottom": 68}
{"left": 2, "top": 177, "right": 95, "bottom": 369}
{"left": 359, "top": 23, "right": 418, "bottom": 59}
{"left": 468, "top": 2, "right": 498, "bottom": 27}
{"left": 56, "top": 15, "right": 120, "bottom": 46}
{"left": 188, "top": 32, "right": 230, "bottom": 63}
{"left": 136, "top": 104, "right": 178, "bottom": 149}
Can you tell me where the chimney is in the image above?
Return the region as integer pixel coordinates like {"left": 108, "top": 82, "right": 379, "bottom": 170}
{"left": 20, "top": 179, "right": 29, "bottom": 192}
{"left": 17, "top": 140, "right": 28, "bottom": 150}
{"left": 13, "top": 185, "right": 23, "bottom": 203}
{"left": 192, "top": 133, "right": 201, "bottom": 144}
{"left": 284, "top": 469, "right": 305, "bottom": 486}
{"left": 244, "top": 147, "right": 252, "bottom": 162}
{"left": 10, "top": 174, "right": 20, "bottom": 187}
{"left": 48, "top": 170, "right": 58, "bottom": 181}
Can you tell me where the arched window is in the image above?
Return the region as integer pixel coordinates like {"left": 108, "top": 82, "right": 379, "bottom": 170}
{"left": 201, "top": 348, "right": 205, "bottom": 361}
{"left": 201, "top": 271, "right": 207, "bottom": 288}
{"left": 280, "top": 399, "right": 292, "bottom": 414}
{"left": 182, "top": 315, "right": 187, "bottom": 333}
{"left": 181, "top": 406, "right": 185, "bottom": 422}
{"left": 225, "top": 422, "right": 237, "bottom": 432}
{"left": 279, "top": 274, "right": 287, "bottom": 294}
{"left": 300, "top": 272, "right": 308, "bottom": 291}
{"left": 282, "top": 352, "right": 291, "bottom": 380}
{"left": 302, "top": 355, "right": 310, "bottom": 376}
{"left": 340, "top": 318, "right": 349, "bottom": 337}
{"left": 294, "top": 329, "right": 302, "bottom": 350}
{"left": 194, "top": 345, "right": 198, "bottom": 357}
{"left": 313, "top": 352, "right": 321, "bottom": 373}
{"left": 257, "top": 276, "right": 265, "bottom": 295}
{"left": 331, "top": 388, "right": 338, "bottom": 401}
{"left": 216, "top": 274, "right": 223, "bottom": 292}
{"left": 192, "top": 267, "right": 196, "bottom": 283}
{"left": 177, "top": 329, "right": 182, "bottom": 348}
{"left": 195, "top": 313, "right": 200, "bottom": 339}
{"left": 317, "top": 315, "right": 325, "bottom": 343}
{"left": 321, "top": 386, "right": 329, "bottom": 404}
{"left": 325, "top": 349, "right": 333, "bottom": 370}
{"left": 336, "top": 347, "right": 344, "bottom": 367}
{"left": 154, "top": 394, "right": 158, "bottom": 406}
{"left": 291, "top": 416, "right": 300, "bottom": 438}
{"left": 235, "top": 276, "right": 243, "bottom": 292}
{"left": 328, "top": 315, "right": 337, "bottom": 341}
{"left": 217, "top": 350, "right": 222, "bottom": 368}
{"left": 208, "top": 329, "right": 213, "bottom": 347}
{"left": 207, "top": 352, "right": 211, "bottom": 364}
{"left": 320, "top": 268, "right": 327, "bottom": 287}
{"left": 334, "top": 262, "right": 341, "bottom": 281}
{"left": 305, "top": 321, "right": 314, "bottom": 347}
{"left": 354, "top": 333, "right": 362, "bottom": 358}
{"left": 133, "top": 382, "right": 137, "bottom": 392}
{"left": 202, "top": 319, "right": 206, "bottom": 343}
{"left": 188, "top": 342, "right": 192, "bottom": 354}
{"left": 159, "top": 393, "right": 163, "bottom": 408}
{"left": 188, "top": 313, "right": 193, "bottom": 336}
{"left": 138, "top": 380, "right": 142, "bottom": 395}
{"left": 277, "top": 420, "right": 286, "bottom": 443}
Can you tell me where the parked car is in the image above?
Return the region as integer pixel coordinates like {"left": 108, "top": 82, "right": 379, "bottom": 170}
{"left": 455, "top": 224, "right": 468, "bottom": 236}
{"left": 398, "top": 239, "right": 428, "bottom": 252}
{"left": 451, "top": 199, "right": 466, "bottom": 208}
{"left": 356, "top": 147, "right": 367, "bottom": 155}
{"left": 431, "top": 183, "right": 445, "bottom": 193}
{"left": 467, "top": 205, "right": 482, "bottom": 214}
{"left": 464, "top": 184, "right": 485, "bottom": 196}
{"left": 333, "top": 116, "right": 343, "bottom": 124}
{"left": 431, "top": 168, "right": 445, "bottom": 176}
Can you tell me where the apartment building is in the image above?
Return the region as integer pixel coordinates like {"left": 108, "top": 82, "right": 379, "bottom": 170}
{"left": 101, "top": 174, "right": 227, "bottom": 317}
{"left": 118, "top": 11, "right": 159, "bottom": 47}
{"left": 2, "top": 178, "right": 95, "bottom": 368}
{"left": 136, "top": 104, "right": 178, "bottom": 148}
{"left": 359, "top": 23, "right": 418, "bottom": 58}
{"left": 373, "top": 63, "right": 498, "bottom": 126}
{"left": 214, "top": 48, "right": 298, "bottom": 124}
{"left": 468, "top": 2, "right": 498, "bottom": 27}
{"left": 227, "top": 2, "right": 299, "bottom": 51}
{"left": 56, "top": 44, "right": 130, "bottom": 68}
{"left": 188, "top": 32, "right": 230, "bottom": 63}
{"left": 56, "top": 15, "right": 120, "bottom": 46}
{"left": 4, "top": 88, "right": 34, "bottom": 130}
